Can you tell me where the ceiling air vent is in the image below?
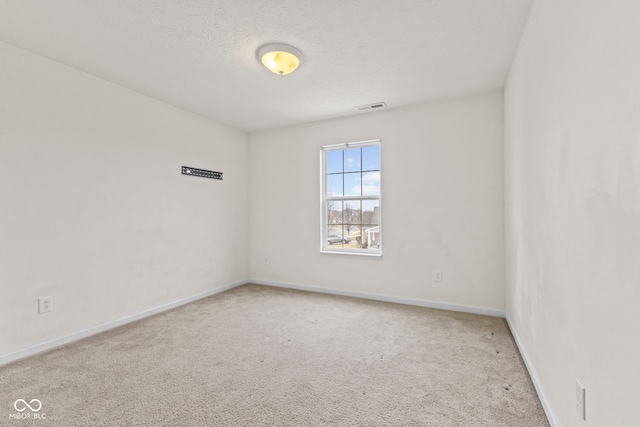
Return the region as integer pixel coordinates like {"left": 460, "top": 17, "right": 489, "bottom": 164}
{"left": 356, "top": 102, "right": 387, "bottom": 111}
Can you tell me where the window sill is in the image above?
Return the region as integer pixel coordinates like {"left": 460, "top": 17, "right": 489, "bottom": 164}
{"left": 320, "top": 250, "right": 382, "bottom": 257}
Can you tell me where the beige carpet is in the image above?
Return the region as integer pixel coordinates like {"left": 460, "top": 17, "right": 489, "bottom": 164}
{"left": 1, "top": 284, "right": 548, "bottom": 426}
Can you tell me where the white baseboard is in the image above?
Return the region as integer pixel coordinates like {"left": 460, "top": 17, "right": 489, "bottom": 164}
{"left": 0, "top": 279, "right": 249, "bottom": 367}
{"left": 249, "top": 278, "right": 506, "bottom": 318}
{"left": 505, "top": 314, "right": 559, "bottom": 427}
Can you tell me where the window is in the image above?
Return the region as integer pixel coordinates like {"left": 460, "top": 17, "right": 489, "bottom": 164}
{"left": 321, "top": 140, "right": 381, "bottom": 255}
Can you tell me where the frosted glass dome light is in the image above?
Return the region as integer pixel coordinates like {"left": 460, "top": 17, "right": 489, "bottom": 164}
{"left": 257, "top": 43, "right": 303, "bottom": 75}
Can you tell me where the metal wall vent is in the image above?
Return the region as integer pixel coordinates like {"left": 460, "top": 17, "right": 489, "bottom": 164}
{"left": 356, "top": 102, "right": 387, "bottom": 111}
{"left": 182, "top": 166, "right": 223, "bottom": 180}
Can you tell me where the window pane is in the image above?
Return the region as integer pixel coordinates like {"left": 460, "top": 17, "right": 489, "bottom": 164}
{"left": 327, "top": 201, "right": 343, "bottom": 224}
{"left": 362, "top": 200, "right": 380, "bottom": 225}
{"left": 362, "top": 171, "right": 380, "bottom": 196}
{"left": 362, "top": 225, "right": 381, "bottom": 250}
{"left": 362, "top": 145, "right": 380, "bottom": 171}
{"left": 326, "top": 150, "right": 343, "bottom": 174}
{"left": 326, "top": 174, "right": 343, "bottom": 197}
{"left": 344, "top": 225, "right": 362, "bottom": 248}
{"left": 344, "top": 148, "right": 361, "bottom": 173}
{"left": 344, "top": 172, "right": 361, "bottom": 196}
{"left": 344, "top": 200, "right": 361, "bottom": 224}
{"left": 326, "top": 226, "right": 346, "bottom": 247}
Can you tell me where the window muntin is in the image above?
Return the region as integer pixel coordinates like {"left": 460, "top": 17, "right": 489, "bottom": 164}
{"left": 321, "top": 140, "right": 381, "bottom": 255}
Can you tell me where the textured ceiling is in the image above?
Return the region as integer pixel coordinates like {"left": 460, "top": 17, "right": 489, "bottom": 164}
{"left": 0, "top": 0, "right": 534, "bottom": 133}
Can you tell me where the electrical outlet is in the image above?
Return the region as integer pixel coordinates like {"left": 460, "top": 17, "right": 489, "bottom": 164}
{"left": 264, "top": 257, "right": 268, "bottom": 265}
{"left": 38, "top": 296, "right": 52, "bottom": 314}
{"left": 575, "top": 379, "right": 586, "bottom": 420}
{"left": 434, "top": 270, "right": 443, "bottom": 282}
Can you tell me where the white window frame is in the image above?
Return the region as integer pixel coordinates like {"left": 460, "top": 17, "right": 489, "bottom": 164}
{"left": 320, "top": 139, "right": 382, "bottom": 256}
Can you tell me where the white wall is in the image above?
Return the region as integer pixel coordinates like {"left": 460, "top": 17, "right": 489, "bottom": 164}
{"left": 0, "top": 42, "right": 249, "bottom": 357}
{"left": 249, "top": 91, "right": 505, "bottom": 312}
{"left": 505, "top": 1, "right": 640, "bottom": 425}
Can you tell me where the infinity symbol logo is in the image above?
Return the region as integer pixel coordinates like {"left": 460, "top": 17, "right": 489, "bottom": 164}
{"left": 14, "top": 399, "right": 42, "bottom": 412}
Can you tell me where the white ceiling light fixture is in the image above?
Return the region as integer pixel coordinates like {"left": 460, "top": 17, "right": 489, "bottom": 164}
{"left": 257, "top": 43, "right": 303, "bottom": 76}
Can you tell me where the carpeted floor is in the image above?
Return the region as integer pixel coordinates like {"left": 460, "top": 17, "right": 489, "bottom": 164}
{"left": 1, "top": 284, "right": 548, "bottom": 426}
